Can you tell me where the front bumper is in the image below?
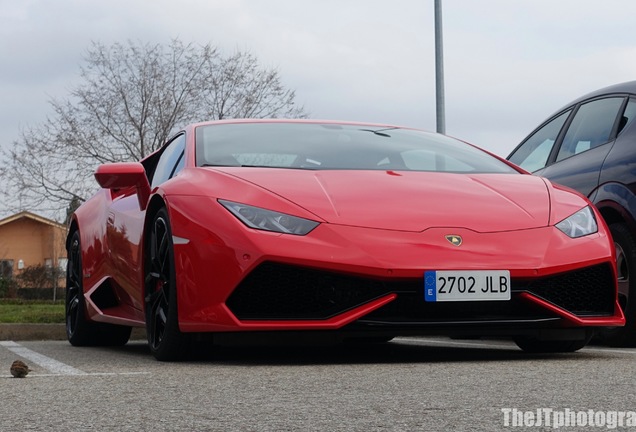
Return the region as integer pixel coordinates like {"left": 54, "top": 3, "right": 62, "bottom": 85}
{"left": 167, "top": 198, "right": 625, "bottom": 335}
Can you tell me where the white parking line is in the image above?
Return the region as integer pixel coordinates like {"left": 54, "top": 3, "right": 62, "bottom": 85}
{"left": 1, "top": 341, "right": 86, "bottom": 375}
{"left": 581, "top": 346, "right": 636, "bottom": 355}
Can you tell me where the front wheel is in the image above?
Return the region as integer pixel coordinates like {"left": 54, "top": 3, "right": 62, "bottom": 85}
{"left": 145, "top": 208, "right": 189, "bottom": 361}
{"left": 599, "top": 223, "right": 636, "bottom": 347}
{"left": 344, "top": 336, "right": 394, "bottom": 344}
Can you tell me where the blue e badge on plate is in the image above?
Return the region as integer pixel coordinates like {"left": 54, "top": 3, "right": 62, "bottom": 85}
{"left": 424, "top": 271, "right": 437, "bottom": 301}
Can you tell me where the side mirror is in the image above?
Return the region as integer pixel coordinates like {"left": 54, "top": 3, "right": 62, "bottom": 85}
{"left": 94, "top": 162, "right": 151, "bottom": 210}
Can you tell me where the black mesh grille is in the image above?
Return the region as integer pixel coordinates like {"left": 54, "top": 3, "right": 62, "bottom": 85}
{"left": 226, "top": 262, "right": 403, "bottom": 320}
{"left": 520, "top": 264, "right": 615, "bottom": 315}
{"left": 226, "top": 262, "right": 616, "bottom": 321}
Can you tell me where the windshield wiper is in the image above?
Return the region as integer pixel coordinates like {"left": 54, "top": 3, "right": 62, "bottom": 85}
{"left": 359, "top": 128, "right": 397, "bottom": 138}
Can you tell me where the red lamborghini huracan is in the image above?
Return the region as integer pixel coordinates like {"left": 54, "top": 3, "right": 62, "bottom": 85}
{"left": 66, "top": 119, "right": 625, "bottom": 360}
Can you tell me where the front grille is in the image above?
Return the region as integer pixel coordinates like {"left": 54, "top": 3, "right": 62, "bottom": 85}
{"left": 520, "top": 264, "right": 615, "bottom": 315}
{"left": 226, "top": 262, "right": 405, "bottom": 320}
{"left": 226, "top": 262, "right": 616, "bottom": 321}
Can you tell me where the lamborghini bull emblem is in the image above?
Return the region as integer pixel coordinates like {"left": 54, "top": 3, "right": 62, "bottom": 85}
{"left": 445, "top": 235, "right": 463, "bottom": 247}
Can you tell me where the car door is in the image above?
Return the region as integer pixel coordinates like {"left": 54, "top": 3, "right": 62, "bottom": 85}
{"left": 597, "top": 97, "right": 636, "bottom": 193}
{"left": 106, "top": 133, "right": 186, "bottom": 310}
{"left": 509, "top": 97, "right": 627, "bottom": 198}
{"left": 508, "top": 110, "right": 571, "bottom": 175}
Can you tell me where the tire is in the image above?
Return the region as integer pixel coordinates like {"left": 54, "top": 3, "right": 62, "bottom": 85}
{"left": 66, "top": 231, "right": 132, "bottom": 347}
{"left": 97, "top": 323, "right": 132, "bottom": 346}
{"left": 66, "top": 231, "right": 100, "bottom": 346}
{"left": 344, "top": 336, "right": 394, "bottom": 344}
{"left": 145, "top": 208, "right": 189, "bottom": 361}
{"left": 599, "top": 223, "right": 636, "bottom": 347}
{"left": 514, "top": 334, "right": 592, "bottom": 353}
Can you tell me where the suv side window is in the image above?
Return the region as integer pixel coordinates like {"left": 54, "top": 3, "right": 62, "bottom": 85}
{"left": 508, "top": 111, "right": 570, "bottom": 172}
{"left": 556, "top": 98, "right": 624, "bottom": 162}
{"left": 151, "top": 134, "right": 186, "bottom": 188}
{"left": 618, "top": 98, "right": 636, "bottom": 135}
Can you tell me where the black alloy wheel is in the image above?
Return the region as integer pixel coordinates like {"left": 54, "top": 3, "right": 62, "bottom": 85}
{"left": 66, "top": 231, "right": 132, "bottom": 346}
{"left": 66, "top": 231, "right": 99, "bottom": 345}
{"left": 600, "top": 223, "right": 636, "bottom": 347}
{"left": 145, "top": 208, "right": 189, "bottom": 361}
{"left": 513, "top": 332, "right": 593, "bottom": 353}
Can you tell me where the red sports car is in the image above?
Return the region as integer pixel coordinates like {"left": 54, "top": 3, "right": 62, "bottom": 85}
{"left": 66, "top": 119, "right": 625, "bottom": 360}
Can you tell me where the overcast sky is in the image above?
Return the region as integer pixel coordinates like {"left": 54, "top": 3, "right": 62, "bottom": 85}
{"left": 2, "top": 0, "right": 636, "bottom": 160}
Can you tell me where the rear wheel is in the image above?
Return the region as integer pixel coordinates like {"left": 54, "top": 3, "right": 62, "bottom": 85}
{"left": 98, "top": 323, "right": 132, "bottom": 346}
{"left": 66, "top": 231, "right": 99, "bottom": 345}
{"left": 145, "top": 208, "right": 189, "bottom": 361}
{"left": 514, "top": 334, "right": 592, "bottom": 353}
{"left": 599, "top": 223, "right": 636, "bottom": 346}
{"left": 66, "top": 231, "right": 132, "bottom": 346}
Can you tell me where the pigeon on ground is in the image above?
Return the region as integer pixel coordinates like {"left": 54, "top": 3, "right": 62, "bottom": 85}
{"left": 10, "top": 360, "right": 31, "bottom": 378}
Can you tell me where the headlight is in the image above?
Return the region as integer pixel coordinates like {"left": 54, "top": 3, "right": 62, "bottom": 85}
{"left": 555, "top": 206, "right": 597, "bottom": 238}
{"left": 219, "top": 200, "right": 319, "bottom": 235}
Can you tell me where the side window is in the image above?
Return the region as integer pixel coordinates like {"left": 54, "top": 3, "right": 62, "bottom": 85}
{"left": 508, "top": 111, "right": 570, "bottom": 172}
{"left": 617, "top": 98, "right": 636, "bottom": 135}
{"left": 172, "top": 152, "right": 185, "bottom": 178}
{"left": 556, "top": 98, "right": 624, "bottom": 162}
{"left": 0, "top": 260, "right": 13, "bottom": 279}
{"left": 151, "top": 134, "right": 186, "bottom": 188}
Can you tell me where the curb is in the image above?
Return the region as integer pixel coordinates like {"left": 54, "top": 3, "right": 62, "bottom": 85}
{"left": 0, "top": 324, "right": 147, "bottom": 341}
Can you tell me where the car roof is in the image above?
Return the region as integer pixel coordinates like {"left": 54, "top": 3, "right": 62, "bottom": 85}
{"left": 563, "top": 80, "right": 636, "bottom": 108}
{"left": 508, "top": 81, "right": 636, "bottom": 159}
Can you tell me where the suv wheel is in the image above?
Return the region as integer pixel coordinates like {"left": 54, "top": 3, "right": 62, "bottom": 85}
{"left": 600, "top": 223, "right": 636, "bottom": 346}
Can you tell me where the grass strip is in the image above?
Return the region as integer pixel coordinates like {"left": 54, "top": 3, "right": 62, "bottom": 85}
{"left": 0, "top": 300, "right": 65, "bottom": 323}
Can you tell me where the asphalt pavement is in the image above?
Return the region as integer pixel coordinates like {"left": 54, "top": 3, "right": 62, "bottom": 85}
{"left": 3, "top": 338, "right": 636, "bottom": 431}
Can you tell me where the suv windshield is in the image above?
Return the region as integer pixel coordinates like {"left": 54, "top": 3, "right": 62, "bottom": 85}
{"left": 195, "top": 122, "right": 517, "bottom": 174}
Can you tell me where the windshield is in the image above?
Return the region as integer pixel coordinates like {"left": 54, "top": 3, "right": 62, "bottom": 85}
{"left": 195, "top": 122, "right": 517, "bottom": 174}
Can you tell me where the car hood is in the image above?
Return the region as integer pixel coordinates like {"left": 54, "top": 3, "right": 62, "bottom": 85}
{"left": 214, "top": 168, "right": 552, "bottom": 233}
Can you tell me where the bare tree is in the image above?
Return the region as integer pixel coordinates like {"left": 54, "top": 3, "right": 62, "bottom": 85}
{"left": 1, "top": 39, "right": 307, "bottom": 219}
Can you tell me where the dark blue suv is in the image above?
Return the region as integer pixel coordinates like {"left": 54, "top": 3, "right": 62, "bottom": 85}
{"left": 508, "top": 81, "right": 636, "bottom": 346}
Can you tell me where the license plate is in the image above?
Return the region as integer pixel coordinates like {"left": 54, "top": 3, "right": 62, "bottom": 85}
{"left": 424, "top": 270, "right": 511, "bottom": 302}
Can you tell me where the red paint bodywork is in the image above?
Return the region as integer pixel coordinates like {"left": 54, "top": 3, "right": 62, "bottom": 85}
{"left": 69, "top": 120, "right": 625, "bottom": 339}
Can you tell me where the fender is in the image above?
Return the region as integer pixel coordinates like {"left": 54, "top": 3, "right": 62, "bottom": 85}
{"left": 590, "top": 181, "right": 636, "bottom": 233}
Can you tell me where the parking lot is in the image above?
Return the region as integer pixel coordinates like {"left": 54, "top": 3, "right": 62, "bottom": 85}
{"left": 2, "top": 337, "right": 636, "bottom": 431}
